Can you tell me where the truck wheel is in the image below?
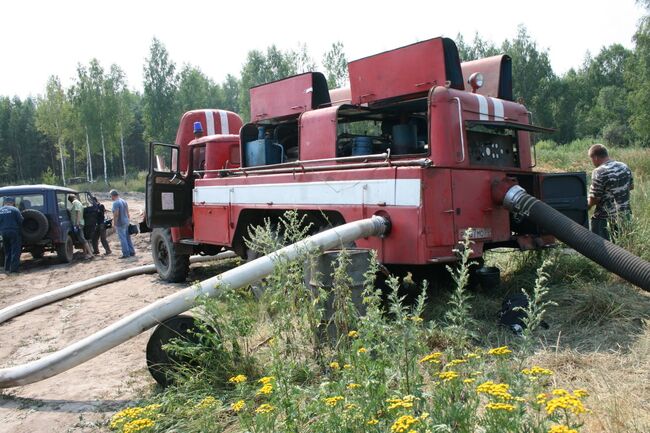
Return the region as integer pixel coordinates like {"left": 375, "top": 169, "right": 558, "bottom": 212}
{"left": 56, "top": 235, "right": 74, "bottom": 263}
{"left": 21, "top": 209, "right": 49, "bottom": 243}
{"left": 151, "top": 228, "right": 190, "bottom": 282}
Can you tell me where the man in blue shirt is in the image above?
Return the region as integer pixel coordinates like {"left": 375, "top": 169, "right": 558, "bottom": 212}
{"left": 0, "top": 196, "right": 24, "bottom": 273}
{"left": 110, "top": 189, "right": 135, "bottom": 258}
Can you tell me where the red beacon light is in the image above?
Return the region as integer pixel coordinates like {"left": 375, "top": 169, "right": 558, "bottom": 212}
{"left": 468, "top": 72, "right": 484, "bottom": 93}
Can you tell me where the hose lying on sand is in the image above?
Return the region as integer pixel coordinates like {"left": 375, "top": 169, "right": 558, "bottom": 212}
{"left": 502, "top": 185, "right": 650, "bottom": 291}
{"left": 0, "top": 216, "right": 389, "bottom": 388}
{"left": 0, "top": 252, "right": 238, "bottom": 325}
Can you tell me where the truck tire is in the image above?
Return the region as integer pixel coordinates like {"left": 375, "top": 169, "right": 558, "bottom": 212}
{"left": 21, "top": 209, "right": 49, "bottom": 243}
{"left": 56, "top": 235, "right": 74, "bottom": 263}
{"left": 151, "top": 228, "right": 190, "bottom": 282}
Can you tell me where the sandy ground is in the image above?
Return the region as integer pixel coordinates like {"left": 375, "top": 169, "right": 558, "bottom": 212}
{"left": 0, "top": 193, "right": 197, "bottom": 433}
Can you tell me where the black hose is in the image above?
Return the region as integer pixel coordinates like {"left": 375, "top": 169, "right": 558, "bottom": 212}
{"left": 504, "top": 186, "right": 650, "bottom": 291}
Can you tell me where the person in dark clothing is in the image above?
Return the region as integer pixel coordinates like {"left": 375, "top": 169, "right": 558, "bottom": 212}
{"left": 89, "top": 195, "right": 111, "bottom": 255}
{"left": 0, "top": 196, "right": 24, "bottom": 274}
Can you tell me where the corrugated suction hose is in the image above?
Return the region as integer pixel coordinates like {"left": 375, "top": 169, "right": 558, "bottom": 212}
{"left": 503, "top": 185, "right": 650, "bottom": 291}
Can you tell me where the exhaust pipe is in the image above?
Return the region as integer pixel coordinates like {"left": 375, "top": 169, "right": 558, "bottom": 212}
{"left": 500, "top": 184, "right": 650, "bottom": 291}
{"left": 0, "top": 252, "right": 238, "bottom": 325}
{"left": 0, "top": 216, "right": 390, "bottom": 388}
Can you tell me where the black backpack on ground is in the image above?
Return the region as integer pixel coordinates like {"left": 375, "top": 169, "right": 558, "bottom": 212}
{"left": 498, "top": 292, "right": 549, "bottom": 334}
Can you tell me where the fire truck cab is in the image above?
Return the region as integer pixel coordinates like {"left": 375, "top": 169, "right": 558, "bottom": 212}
{"left": 146, "top": 37, "right": 587, "bottom": 282}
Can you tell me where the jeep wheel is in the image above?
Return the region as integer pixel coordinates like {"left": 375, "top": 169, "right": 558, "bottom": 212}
{"left": 151, "top": 228, "right": 189, "bottom": 282}
{"left": 56, "top": 235, "right": 74, "bottom": 263}
{"left": 21, "top": 209, "right": 49, "bottom": 243}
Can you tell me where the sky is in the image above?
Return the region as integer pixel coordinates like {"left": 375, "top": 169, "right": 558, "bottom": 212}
{"left": 0, "top": 0, "right": 645, "bottom": 99}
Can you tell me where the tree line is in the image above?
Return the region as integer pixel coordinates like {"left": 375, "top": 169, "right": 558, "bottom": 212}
{"left": 1, "top": 4, "right": 650, "bottom": 186}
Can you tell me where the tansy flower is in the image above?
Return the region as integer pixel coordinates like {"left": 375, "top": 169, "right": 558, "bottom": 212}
{"left": 343, "top": 364, "right": 353, "bottom": 369}
{"left": 256, "top": 383, "right": 273, "bottom": 395}
{"left": 390, "top": 414, "right": 418, "bottom": 433}
{"left": 438, "top": 371, "right": 459, "bottom": 381}
{"left": 228, "top": 374, "right": 247, "bottom": 384}
{"left": 258, "top": 376, "right": 274, "bottom": 385}
{"left": 347, "top": 330, "right": 359, "bottom": 338}
{"left": 548, "top": 425, "right": 578, "bottom": 433}
{"left": 486, "top": 402, "right": 516, "bottom": 411}
{"left": 445, "top": 358, "right": 467, "bottom": 368}
{"left": 195, "top": 396, "right": 218, "bottom": 409}
{"left": 231, "top": 400, "right": 245, "bottom": 412}
{"left": 386, "top": 395, "right": 417, "bottom": 410}
{"left": 329, "top": 361, "right": 340, "bottom": 370}
{"left": 357, "top": 347, "right": 367, "bottom": 354}
{"left": 487, "top": 346, "right": 512, "bottom": 356}
{"left": 122, "top": 418, "right": 155, "bottom": 433}
{"left": 255, "top": 404, "right": 274, "bottom": 414}
{"left": 545, "top": 391, "right": 588, "bottom": 415}
{"left": 344, "top": 403, "right": 359, "bottom": 411}
{"left": 463, "top": 378, "right": 476, "bottom": 384}
{"left": 419, "top": 352, "right": 443, "bottom": 364}
{"left": 347, "top": 383, "right": 361, "bottom": 390}
{"left": 476, "top": 381, "right": 513, "bottom": 400}
{"left": 367, "top": 419, "right": 379, "bottom": 425}
{"left": 522, "top": 366, "right": 554, "bottom": 377}
{"left": 324, "top": 396, "right": 345, "bottom": 407}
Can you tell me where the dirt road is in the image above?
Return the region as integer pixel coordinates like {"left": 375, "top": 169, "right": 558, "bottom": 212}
{"left": 0, "top": 193, "right": 189, "bottom": 432}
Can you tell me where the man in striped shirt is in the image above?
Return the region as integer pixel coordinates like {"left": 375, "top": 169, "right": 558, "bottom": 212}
{"left": 587, "top": 144, "right": 634, "bottom": 241}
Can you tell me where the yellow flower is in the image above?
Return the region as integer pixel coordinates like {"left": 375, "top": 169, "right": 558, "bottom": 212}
{"left": 324, "top": 395, "right": 345, "bottom": 407}
{"left": 329, "top": 361, "right": 340, "bottom": 370}
{"left": 545, "top": 392, "right": 588, "bottom": 415}
{"left": 343, "top": 364, "right": 353, "bottom": 369}
{"left": 547, "top": 425, "right": 578, "bottom": 433}
{"left": 357, "top": 347, "right": 367, "bottom": 354}
{"left": 228, "top": 374, "right": 247, "bottom": 384}
{"left": 122, "top": 418, "right": 155, "bottom": 433}
{"left": 487, "top": 346, "right": 512, "bottom": 356}
{"left": 255, "top": 403, "right": 274, "bottom": 414}
{"left": 471, "top": 371, "right": 483, "bottom": 376}
{"left": 522, "top": 366, "right": 554, "bottom": 377}
{"left": 390, "top": 415, "right": 418, "bottom": 433}
{"left": 231, "top": 399, "right": 245, "bottom": 412}
{"left": 367, "top": 419, "right": 379, "bottom": 425}
{"left": 463, "top": 378, "right": 476, "bottom": 384}
{"left": 348, "top": 330, "right": 359, "bottom": 338}
{"left": 410, "top": 316, "right": 424, "bottom": 323}
{"left": 344, "top": 403, "right": 359, "bottom": 410}
{"left": 195, "top": 396, "right": 218, "bottom": 409}
{"left": 466, "top": 353, "right": 481, "bottom": 359}
{"left": 445, "top": 358, "right": 467, "bottom": 368}
{"left": 419, "top": 352, "right": 443, "bottom": 364}
{"left": 256, "top": 383, "right": 273, "bottom": 395}
{"left": 386, "top": 395, "right": 418, "bottom": 410}
{"left": 438, "top": 371, "right": 459, "bottom": 381}
{"left": 486, "top": 402, "right": 516, "bottom": 412}
{"left": 347, "top": 383, "right": 361, "bottom": 390}
{"left": 110, "top": 405, "right": 160, "bottom": 430}
{"left": 419, "top": 412, "right": 430, "bottom": 420}
{"left": 476, "top": 381, "right": 513, "bottom": 400}
{"left": 573, "top": 389, "right": 589, "bottom": 398}
{"left": 258, "top": 376, "right": 275, "bottom": 385}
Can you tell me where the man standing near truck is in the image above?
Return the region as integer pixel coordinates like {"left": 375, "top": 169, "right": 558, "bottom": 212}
{"left": 68, "top": 194, "right": 94, "bottom": 260}
{"left": 0, "top": 196, "right": 23, "bottom": 274}
{"left": 110, "top": 189, "right": 135, "bottom": 259}
{"left": 587, "top": 144, "right": 634, "bottom": 241}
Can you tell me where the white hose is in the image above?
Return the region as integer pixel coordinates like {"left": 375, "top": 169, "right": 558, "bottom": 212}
{"left": 0, "top": 252, "right": 238, "bottom": 326}
{"left": 0, "top": 216, "right": 388, "bottom": 388}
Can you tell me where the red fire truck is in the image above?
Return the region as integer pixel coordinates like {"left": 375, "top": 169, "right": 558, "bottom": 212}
{"left": 146, "top": 37, "right": 587, "bottom": 282}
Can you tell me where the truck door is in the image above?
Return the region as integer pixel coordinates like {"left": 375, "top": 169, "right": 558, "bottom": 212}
{"left": 536, "top": 172, "right": 588, "bottom": 228}
{"left": 146, "top": 142, "right": 192, "bottom": 228}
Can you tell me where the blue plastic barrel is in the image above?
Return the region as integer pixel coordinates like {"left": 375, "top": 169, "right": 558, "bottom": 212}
{"left": 352, "top": 136, "right": 373, "bottom": 156}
